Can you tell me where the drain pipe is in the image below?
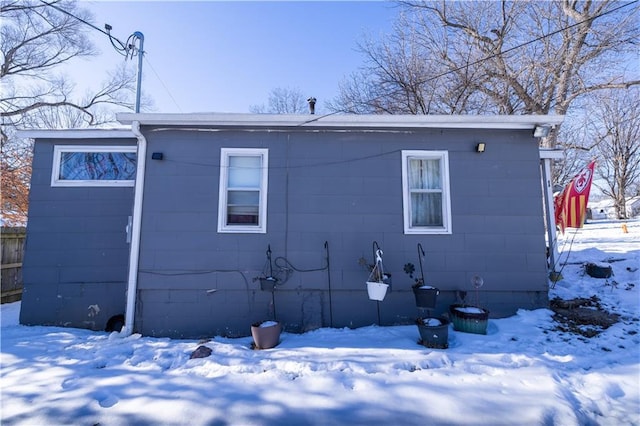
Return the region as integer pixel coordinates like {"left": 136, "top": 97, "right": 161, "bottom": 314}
{"left": 123, "top": 120, "right": 147, "bottom": 336}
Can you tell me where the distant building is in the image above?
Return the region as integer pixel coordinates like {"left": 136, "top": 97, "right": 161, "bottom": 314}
{"left": 626, "top": 196, "right": 640, "bottom": 218}
{"left": 587, "top": 199, "right": 614, "bottom": 220}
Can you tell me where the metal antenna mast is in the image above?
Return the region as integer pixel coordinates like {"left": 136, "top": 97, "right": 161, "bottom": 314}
{"left": 105, "top": 25, "right": 145, "bottom": 113}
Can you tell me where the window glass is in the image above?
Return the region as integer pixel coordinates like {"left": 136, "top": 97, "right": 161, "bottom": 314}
{"left": 409, "top": 159, "right": 441, "bottom": 190}
{"left": 59, "top": 152, "right": 137, "bottom": 181}
{"left": 227, "top": 190, "right": 260, "bottom": 225}
{"left": 228, "top": 156, "right": 261, "bottom": 187}
{"left": 411, "top": 193, "right": 443, "bottom": 226}
{"left": 52, "top": 146, "right": 137, "bottom": 187}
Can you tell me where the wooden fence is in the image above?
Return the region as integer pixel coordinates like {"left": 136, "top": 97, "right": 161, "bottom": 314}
{"left": 1, "top": 227, "right": 26, "bottom": 304}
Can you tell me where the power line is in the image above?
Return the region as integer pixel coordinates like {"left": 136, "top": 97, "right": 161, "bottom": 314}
{"left": 416, "top": 0, "right": 639, "bottom": 87}
{"left": 41, "top": 0, "right": 183, "bottom": 113}
{"left": 143, "top": 55, "right": 183, "bottom": 112}
{"left": 354, "top": 0, "right": 639, "bottom": 113}
{"left": 39, "top": 0, "right": 144, "bottom": 111}
{"left": 38, "top": 0, "right": 124, "bottom": 46}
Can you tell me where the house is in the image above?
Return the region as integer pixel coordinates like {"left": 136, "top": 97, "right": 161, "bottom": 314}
{"left": 626, "top": 196, "right": 640, "bottom": 218}
{"left": 588, "top": 196, "right": 640, "bottom": 220}
{"left": 587, "top": 199, "right": 613, "bottom": 220}
{"left": 19, "top": 113, "right": 564, "bottom": 338}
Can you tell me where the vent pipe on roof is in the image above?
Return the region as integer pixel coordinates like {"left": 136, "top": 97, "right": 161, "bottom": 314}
{"left": 307, "top": 97, "right": 316, "bottom": 115}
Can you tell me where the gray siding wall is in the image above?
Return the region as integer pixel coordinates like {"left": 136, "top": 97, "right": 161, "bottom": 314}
{"left": 136, "top": 127, "right": 548, "bottom": 338}
{"left": 20, "top": 138, "right": 136, "bottom": 331}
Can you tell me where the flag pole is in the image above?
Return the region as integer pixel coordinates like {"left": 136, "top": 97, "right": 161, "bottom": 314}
{"left": 541, "top": 158, "right": 559, "bottom": 274}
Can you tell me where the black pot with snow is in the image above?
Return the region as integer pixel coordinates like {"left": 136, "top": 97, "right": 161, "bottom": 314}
{"left": 416, "top": 317, "right": 449, "bottom": 349}
{"left": 404, "top": 244, "right": 440, "bottom": 309}
{"left": 412, "top": 282, "right": 440, "bottom": 309}
{"left": 259, "top": 276, "right": 278, "bottom": 291}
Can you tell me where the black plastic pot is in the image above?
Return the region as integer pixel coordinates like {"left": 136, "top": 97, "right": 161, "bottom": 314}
{"left": 416, "top": 317, "right": 449, "bottom": 349}
{"left": 412, "top": 285, "right": 439, "bottom": 309}
{"left": 259, "top": 277, "right": 278, "bottom": 291}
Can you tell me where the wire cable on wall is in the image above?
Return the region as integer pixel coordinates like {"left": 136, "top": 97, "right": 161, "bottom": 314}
{"left": 140, "top": 268, "right": 254, "bottom": 307}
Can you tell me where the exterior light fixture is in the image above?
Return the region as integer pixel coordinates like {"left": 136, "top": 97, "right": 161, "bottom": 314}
{"left": 533, "top": 125, "right": 551, "bottom": 138}
{"left": 151, "top": 152, "right": 163, "bottom": 160}
{"left": 476, "top": 143, "right": 486, "bottom": 153}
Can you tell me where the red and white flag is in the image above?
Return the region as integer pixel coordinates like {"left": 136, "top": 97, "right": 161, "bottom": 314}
{"left": 554, "top": 161, "right": 596, "bottom": 233}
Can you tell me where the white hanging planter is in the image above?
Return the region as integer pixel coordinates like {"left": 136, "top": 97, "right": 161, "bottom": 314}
{"left": 366, "top": 281, "right": 389, "bottom": 301}
{"left": 366, "top": 248, "right": 390, "bottom": 301}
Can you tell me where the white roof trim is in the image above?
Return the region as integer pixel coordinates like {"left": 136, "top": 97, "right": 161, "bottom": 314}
{"left": 17, "top": 128, "right": 135, "bottom": 139}
{"left": 539, "top": 148, "right": 564, "bottom": 159}
{"left": 117, "top": 112, "right": 564, "bottom": 130}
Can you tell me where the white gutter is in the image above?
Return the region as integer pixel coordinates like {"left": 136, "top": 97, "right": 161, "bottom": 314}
{"left": 123, "top": 121, "right": 147, "bottom": 336}
{"left": 16, "top": 128, "right": 134, "bottom": 139}
{"left": 117, "top": 112, "right": 565, "bottom": 130}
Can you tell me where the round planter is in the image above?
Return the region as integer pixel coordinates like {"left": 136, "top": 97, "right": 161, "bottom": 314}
{"left": 366, "top": 281, "right": 389, "bottom": 301}
{"left": 412, "top": 285, "right": 439, "bottom": 309}
{"left": 416, "top": 317, "right": 449, "bottom": 349}
{"left": 250, "top": 320, "right": 282, "bottom": 349}
{"left": 449, "top": 304, "right": 489, "bottom": 335}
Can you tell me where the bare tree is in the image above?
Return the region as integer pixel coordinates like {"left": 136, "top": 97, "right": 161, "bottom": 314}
{"left": 589, "top": 89, "right": 640, "bottom": 219}
{"left": 0, "top": 0, "right": 138, "bottom": 225}
{"left": 329, "top": 11, "right": 490, "bottom": 114}
{"left": 250, "top": 87, "right": 310, "bottom": 114}
{"left": 551, "top": 112, "right": 594, "bottom": 189}
{"left": 1, "top": 1, "right": 136, "bottom": 138}
{"left": 331, "top": 1, "right": 640, "bottom": 148}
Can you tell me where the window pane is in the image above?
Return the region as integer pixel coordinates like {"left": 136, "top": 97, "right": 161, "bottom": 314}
{"left": 411, "top": 193, "right": 443, "bottom": 226}
{"left": 227, "top": 190, "right": 259, "bottom": 205}
{"left": 409, "top": 159, "right": 441, "bottom": 190}
{"left": 228, "top": 156, "right": 261, "bottom": 188}
{"left": 59, "top": 152, "right": 137, "bottom": 181}
{"left": 227, "top": 190, "right": 259, "bottom": 225}
{"left": 227, "top": 208, "right": 259, "bottom": 225}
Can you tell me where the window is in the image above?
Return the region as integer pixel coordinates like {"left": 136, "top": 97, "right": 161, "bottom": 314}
{"left": 401, "top": 150, "right": 452, "bottom": 234}
{"left": 218, "top": 148, "right": 268, "bottom": 233}
{"left": 51, "top": 145, "right": 137, "bottom": 187}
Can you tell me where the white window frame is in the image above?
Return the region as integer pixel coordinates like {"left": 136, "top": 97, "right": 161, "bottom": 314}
{"left": 401, "top": 150, "right": 452, "bottom": 235}
{"left": 51, "top": 145, "right": 137, "bottom": 187}
{"left": 217, "top": 148, "right": 268, "bottom": 234}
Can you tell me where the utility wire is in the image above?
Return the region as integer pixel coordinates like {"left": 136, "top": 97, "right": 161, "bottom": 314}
{"left": 130, "top": 145, "right": 401, "bottom": 170}
{"left": 41, "top": 0, "right": 637, "bottom": 115}
{"left": 415, "top": 0, "right": 639, "bottom": 88}
{"left": 144, "top": 55, "right": 183, "bottom": 112}
{"left": 38, "top": 0, "right": 125, "bottom": 46}
{"left": 40, "top": 0, "right": 183, "bottom": 112}
{"left": 348, "top": 0, "right": 639, "bottom": 113}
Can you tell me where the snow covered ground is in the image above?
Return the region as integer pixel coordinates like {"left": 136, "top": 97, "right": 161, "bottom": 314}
{"left": 1, "top": 220, "right": 639, "bottom": 425}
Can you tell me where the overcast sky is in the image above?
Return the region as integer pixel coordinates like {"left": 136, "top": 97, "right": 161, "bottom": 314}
{"left": 72, "top": 1, "right": 397, "bottom": 114}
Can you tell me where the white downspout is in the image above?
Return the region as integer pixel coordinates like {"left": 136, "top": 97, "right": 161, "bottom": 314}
{"left": 123, "top": 120, "right": 147, "bottom": 336}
